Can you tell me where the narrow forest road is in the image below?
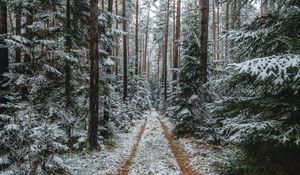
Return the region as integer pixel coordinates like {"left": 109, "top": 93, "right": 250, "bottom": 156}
{"left": 114, "top": 110, "right": 198, "bottom": 175}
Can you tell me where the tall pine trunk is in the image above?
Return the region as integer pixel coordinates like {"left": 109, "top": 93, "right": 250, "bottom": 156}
{"left": 145, "top": 10, "right": 150, "bottom": 78}
{"left": 162, "top": 0, "right": 170, "bottom": 101}
{"left": 24, "top": 14, "right": 33, "bottom": 63}
{"left": 103, "top": 0, "right": 114, "bottom": 136}
{"left": 199, "top": 0, "right": 209, "bottom": 84}
{"left": 115, "top": 0, "right": 119, "bottom": 76}
{"left": 122, "top": 0, "right": 128, "bottom": 102}
{"left": 0, "top": 1, "right": 8, "bottom": 91}
{"left": 15, "top": 13, "right": 21, "bottom": 63}
{"left": 173, "top": 0, "right": 181, "bottom": 81}
{"left": 231, "top": 0, "right": 236, "bottom": 29}
{"left": 135, "top": 0, "right": 139, "bottom": 75}
{"left": 225, "top": 0, "right": 229, "bottom": 60}
{"left": 65, "top": 0, "right": 72, "bottom": 139}
{"left": 212, "top": 3, "right": 216, "bottom": 59}
{"left": 216, "top": 4, "right": 220, "bottom": 59}
{"left": 88, "top": 0, "right": 100, "bottom": 149}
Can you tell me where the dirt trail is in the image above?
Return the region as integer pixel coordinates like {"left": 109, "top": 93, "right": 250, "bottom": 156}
{"left": 113, "top": 110, "right": 197, "bottom": 175}
{"left": 114, "top": 118, "right": 148, "bottom": 175}
{"left": 158, "top": 118, "right": 198, "bottom": 175}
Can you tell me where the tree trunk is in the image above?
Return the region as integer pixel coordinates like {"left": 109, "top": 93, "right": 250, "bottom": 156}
{"left": 115, "top": 0, "right": 119, "bottom": 76}
{"left": 0, "top": 1, "right": 8, "bottom": 91}
{"left": 103, "top": 0, "right": 114, "bottom": 135}
{"left": 24, "top": 14, "right": 33, "bottom": 63}
{"left": 135, "top": 0, "right": 139, "bottom": 75}
{"left": 162, "top": 0, "right": 170, "bottom": 101}
{"left": 173, "top": 0, "right": 181, "bottom": 80}
{"left": 199, "top": 0, "right": 209, "bottom": 84}
{"left": 145, "top": 10, "right": 150, "bottom": 78}
{"left": 172, "top": 0, "right": 175, "bottom": 76}
{"left": 15, "top": 13, "right": 21, "bottom": 63}
{"left": 231, "top": 0, "right": 236, "bottom": 29}
{"left": 225, "top": 0, "right": 229, "bottom": 60}
{"left": 237, "top": 0, "right": 241, "bottom": 29}
{"left": 216, "top": 4, "right": 220, "bottom": 59}
{"left": 122, "top": 0, "right": 128, "bottom": 102}
{"left": 212, "top": 2, "right": 216, "bottom": 60}
{"left": 65, "top": 0, "right": 72, "bottom": 139}
{"left": 88, "top": 0, "right": 100, "bottom": 149}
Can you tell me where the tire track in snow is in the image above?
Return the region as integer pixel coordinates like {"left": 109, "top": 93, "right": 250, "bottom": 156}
{"left": 113, "top": 117, "right": 148, "bottom": 175}
{"left": 128, "top": 111, "right": 181, "bottom": 175}
{"left": 158, "top": 118, "right": 198, "bottom": 175}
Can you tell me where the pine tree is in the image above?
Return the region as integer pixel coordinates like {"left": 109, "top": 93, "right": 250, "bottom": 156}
{"left": 0, "top": 1, "right": 8, "bottom": 91}
{"left": 88, "top": 0, "right": 99, "bottom": 149}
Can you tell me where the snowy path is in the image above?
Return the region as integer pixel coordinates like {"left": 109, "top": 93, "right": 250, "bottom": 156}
{"left": 128, "top": 111, "right": 181, "bottom": 175}
{"left": 113, "top": 110, "right": 197, "bottom": 175}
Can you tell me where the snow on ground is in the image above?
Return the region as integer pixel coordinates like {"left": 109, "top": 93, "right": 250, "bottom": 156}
{"left": 128, "top": 110, "right": 181, "bottom": 175}
{"left": 61, "top": 115, "right": 147, "bottom": 175}
{"left": 160, "top": 114, "right": 238, "bottom": 175}
{"left": 177, "top": 137, "right": 239, "bottom": 175}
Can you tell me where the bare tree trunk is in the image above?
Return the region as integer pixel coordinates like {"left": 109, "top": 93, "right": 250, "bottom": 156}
{"left": 172, "top": 0, "right": 176, "bottom": 75}
{"left": 65, "top": 0, "right": 72, "bottom": 139}
{"left": 142, "top": 33, "right": 146, "bottom": 74}
{"left": 199, "top": 0, "right": 209, "bottom": 84}
{"left": 145, "top": 10, "right": 150, "bottom": 78}
{"left": 225, "top": 0, "right": 229, "bottom": 60}
{"left": 0, "top": 1, "right": 8, "bottom": 91}
{"left": 173, "top": 0, "right": 181, "bottom": 80}
{"left": 231, "top": 0, "right": 236, "bottom": 29}
{"left": 135, "top": 0, "right": 139, "bottom": 75}
{"left": 15, "top": 13, "right": 21, "bottom": 63}
{"left": 162, "top": 0, "right": 170, "bottom": 101}
{"left": 88, "top": 0, "right": 100, "bottom": 149}
{"left": 102, "top": 0, "right": 114, "bottom": 137}
{"left": 24, "top": 14, "right": 33, "bottom": 63}
{"left": 123, "top": 0, "right": 128, "bottom": 102}
{"left": 216, "top": 4, "right": 220, "bottom": 59}
{"left": 212, "top": 2, "right": 216, "bottom": 60}
{"left": 237, "top": 0, "right": 241, "bottom": 28}
{"left": 115, "top": 0, "right": 119, "bottom": 76}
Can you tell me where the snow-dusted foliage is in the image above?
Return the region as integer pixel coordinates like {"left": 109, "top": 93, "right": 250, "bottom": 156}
{"left": 207, "top": 0, "right": 300, "bottom": 173}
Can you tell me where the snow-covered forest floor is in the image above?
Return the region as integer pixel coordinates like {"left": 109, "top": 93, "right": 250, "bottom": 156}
{"left": 58, "top": 110, "right": 235, "bottom": 175}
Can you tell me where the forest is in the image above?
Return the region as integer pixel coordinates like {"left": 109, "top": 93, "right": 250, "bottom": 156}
{"left": 0, "top": 0, "right": 299, "bottom": 174}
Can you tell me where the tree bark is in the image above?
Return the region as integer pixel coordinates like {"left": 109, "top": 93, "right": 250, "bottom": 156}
{"left": 199, "top": 0, "right": 209, "bottom": 84}
{"left": 135, "top": 0, "right": 139, "bottom": 75}
{"left": 216, "top": 4, "right": 220, "bottom": 59}
{"left": 162, "top": 0, "right": 170, "bottom": 101}
{"left": 122, "top": 0, "right": 128, "bottom": 102}
{"left": 173, "top": 0, "right": 181, "bottom": 81}
{"left": 237, "top": 0, "right": 241, "bottom": 29}
{"left": 65, "top": 0, "right": 72, "bottom": 138}
{"left": 0, "top": 1, "right": 8, "bottom": 91}
{"left": 231, "top": 0, "right": 236, "bottom": 29}
{"left": 15, "top": 13, "right": 21, "bottom": 63}
{"left": 115, "top": 0, "right": 119, "bottom": 76}
{"left": 88, "top": 0, "right": 100, "bottom": 149}
{"left": 145, "top": 10, "right": 150, "bottom": 77}
{"left": 24, "top": 14, "right": 33, "bottom": 63}
{"left": 212, "top": 2, "right": 216, "bottom": 60}
{"left": 103, "top": 0, "right": 114, "bottom": 135}
{"left": 225, "top": 0, "right": 229, "bottom": 60}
